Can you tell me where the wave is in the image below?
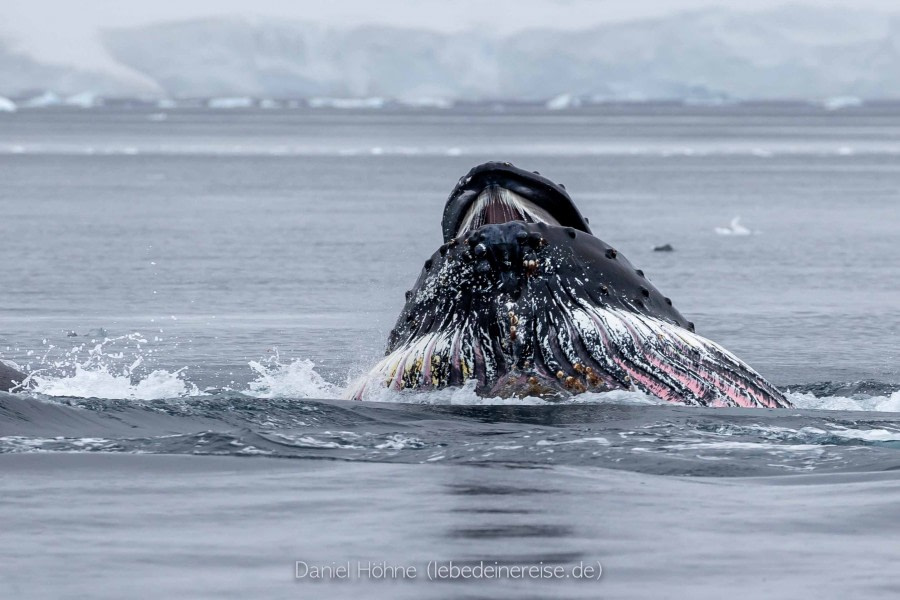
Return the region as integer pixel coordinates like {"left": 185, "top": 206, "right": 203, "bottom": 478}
{"left": 2, "top": 386, "right": 899, "bottom": 476}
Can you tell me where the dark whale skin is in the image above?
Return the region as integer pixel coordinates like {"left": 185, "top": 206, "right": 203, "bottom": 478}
{"left": 0, "top": 360, "right": 28, "bottom": 393}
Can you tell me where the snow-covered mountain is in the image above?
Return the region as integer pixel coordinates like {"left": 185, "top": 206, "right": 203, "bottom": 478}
{"left": 3, "top": 5, "right": 900, "bottom": 101}
{"left": 101, "top": 19, "right": 497, "bottom": 99}
{"left": 0, "top": 40, "right": 143, "bottom": 98}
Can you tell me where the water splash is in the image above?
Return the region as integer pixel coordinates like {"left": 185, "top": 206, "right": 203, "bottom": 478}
{"left": 32, "top": 365, "right": 199, "bottom": 400}
{"left": 24, "top": 333, "right": 199, "bottom": 400}
{"left": 246, "top": 353, "right": 341, "bottom": 399}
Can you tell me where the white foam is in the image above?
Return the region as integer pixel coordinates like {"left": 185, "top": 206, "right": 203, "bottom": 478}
{"left": 351, "top": 377, "right": 663, "bottom": 406}
{"left": 536, "top": 437, "right": 611, "bottom": 446}
{"left": 714, "top": 216, "right": 753, "bottom": 236}
{"left": 663, "top": 441, "right": 824, "bottom": 452}
{"left": 788, "top": 390, "right": 900, "bottom": 412}
{"left": 270, "top": 433, "right": 361, "bottom": 450}
{"left": 375, "top": 434, "right": 427, "bottom": 450}
{"left": 245, "top": 356, "right": 340, "bottom": 399}
{"left": 31, "top": 365, "right": 199, "bottom": 400}
{"left": 827, "top": 426, "right": 900, "bottom": 442}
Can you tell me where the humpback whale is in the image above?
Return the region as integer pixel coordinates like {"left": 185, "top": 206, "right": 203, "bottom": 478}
{"left": 349, "top": 162, "right": 789, "bottom": 408}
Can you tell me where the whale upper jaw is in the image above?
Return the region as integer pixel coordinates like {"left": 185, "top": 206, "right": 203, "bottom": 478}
{"left": 442, "top": 162, "right": 592, "bottom": 243}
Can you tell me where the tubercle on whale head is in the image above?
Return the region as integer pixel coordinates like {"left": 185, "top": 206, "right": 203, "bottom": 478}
{"left": 441, "top": 161, "right": 593, "bottom": 243}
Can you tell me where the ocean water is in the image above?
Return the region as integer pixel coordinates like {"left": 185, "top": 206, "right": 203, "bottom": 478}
{"left": 1, "top": 104, "right": 900, "bottom": 598}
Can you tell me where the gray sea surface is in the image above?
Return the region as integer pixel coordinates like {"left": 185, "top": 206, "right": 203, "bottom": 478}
{"left": 1, "top": 104, "right": 899, "bottom": 598}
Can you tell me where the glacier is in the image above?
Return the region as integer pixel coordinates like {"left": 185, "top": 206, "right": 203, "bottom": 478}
{"left": 2, "top": 6, "right": 900, "bottom": 102}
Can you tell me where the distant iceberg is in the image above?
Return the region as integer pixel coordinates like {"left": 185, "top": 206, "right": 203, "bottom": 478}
{"left": 398, "top": 97, "right": 454, "bottom": 109}
{"left": 308, "top": 97, "right": 385, "bottom": 109}
{"left": 207, "top": 97, "right": 254, "bottom": 109}
{"left": 64, "top": 92, "right": 102, "bottom": 108}
{"left": 0, "top": 96, "right": 16, "bottom": 112}
{"left": 156, "top": 98, "right": 177, "bottom": 109}
{"left": 822, "top": 96, "right": 863, "bottom": 111}
{"left": 258, "top": 98, "right": 280, "bottom": 109}
{"left": 545, "top": 93, "right": 582, "bottom": 110}
{"left": 23, "top": 91, "right": 62, "bottom": 108}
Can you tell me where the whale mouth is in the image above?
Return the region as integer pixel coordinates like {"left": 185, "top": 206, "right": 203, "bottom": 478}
{"left": 441, "top": 161, "right": 592, "bottom": 242}
{"left": 456, "top": 185, "right": 561, "bottom": 235}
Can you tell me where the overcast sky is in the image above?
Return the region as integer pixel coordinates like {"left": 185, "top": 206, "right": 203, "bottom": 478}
{"left": 3, "top": 0, "right": 899, "bottom": 73}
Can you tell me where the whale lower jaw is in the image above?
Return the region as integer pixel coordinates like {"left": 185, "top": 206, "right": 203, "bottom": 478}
{"left": 347, "top": 303, "right": 786, "bottom": 408}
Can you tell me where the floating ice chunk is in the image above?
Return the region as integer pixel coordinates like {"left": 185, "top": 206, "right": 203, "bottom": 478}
{"left": 65, "top": 92, "right": 101, "bottom": 108}
{"left": 822, "top": 96, "right": 863, "bottom": 111}
{"left": 714, "top": 216, "right": 752, "bottom": 236}
{"left": 23, "top": 91, "right": 61, "bottom": 108}
{"left": 398, "top": 97, "right": 453, "bottom": 109}
{"left": 307, "top": 97, "right": 385, "bottom": 109}
{"left": 0, "top": 97, "right": 16, "bottom": 112}
{"left": 207, "top": 97, "right": 254, "bottom": 109}
{"left": 545, "top": 93, "right": 581, "bottom": 110}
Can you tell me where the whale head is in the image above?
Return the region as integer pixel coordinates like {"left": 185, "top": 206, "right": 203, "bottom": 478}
{"left": 350, "top": 162, "right": 789, "bottom": 408}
